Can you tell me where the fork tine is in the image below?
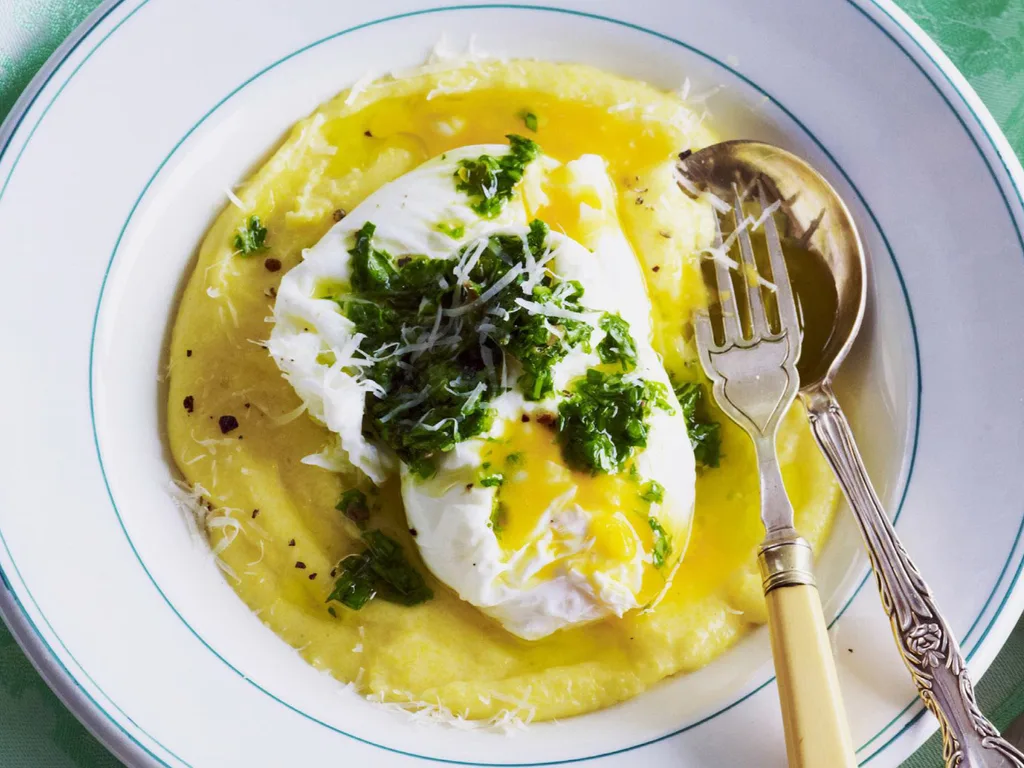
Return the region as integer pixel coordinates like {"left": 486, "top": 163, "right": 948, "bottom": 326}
{"left": 694, "top": 311, "right": 718, "bottom": 364}
{"left": 710, "top": 210, "right": 743, "bottom": 344}
{"left": 758, "top": 180, "right": 802, "bottom": 357}
{"left": 732, "top": 187, "right": 771, "bottom": 340}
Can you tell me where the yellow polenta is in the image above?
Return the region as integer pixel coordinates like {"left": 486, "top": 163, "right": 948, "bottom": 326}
{"left": 166, "top": 60, "right": 839, "bottom": 721}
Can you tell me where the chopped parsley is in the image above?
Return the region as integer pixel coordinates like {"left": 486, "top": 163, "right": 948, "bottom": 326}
{"left": 436, "top": 221, "right": 465, "bottom": 239}
{"left": 557, "top": 369, "right": 672, "bottom": 475}
{"left": 640, "top": 480, "right": 664, "bottom": 504}
{"left": 336, "top": 489, "right": 370, "bottom": 526}
{"left": 490, "top": 500, "right": 506, "bottom": 534}
{"left": 519, "top": 110, "right": 539, "bottom": 132}
{"left": 337, "top": 218, "right": 592, "bottom": 477}
{"left": 597, "top": 312, "right": 638, "bottom": 370}
{"left": 233, "top": 215, "right": 268, "bottom": 255}
{"left": 454, "top": 134, "right": 540, "bottom": 218}
{"left": 349, "top": 221, "right": 406, "bottom": 293}
{"left": 674, "top": 381, "right": 722, "bottom": 468}
{"left": 648, "top": 518, "right": 671, "bottom": 568}
{"left": 327, "top": 530, "right": 433, "bottom": 610}
{"left": 480, "top": 471, "right": 504, "bottom": 488}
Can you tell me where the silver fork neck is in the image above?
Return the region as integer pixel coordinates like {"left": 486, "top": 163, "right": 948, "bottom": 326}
{"left": 752, "top": 430, "right": 799, "bottom": 540}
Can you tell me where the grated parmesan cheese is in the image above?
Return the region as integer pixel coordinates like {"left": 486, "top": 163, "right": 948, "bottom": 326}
{"left": 362, "top": 687, "right": 534, "bottom": 735}
{"left": 168, "top": 479, "right": 244, "bottom": 582}
{"left": 344, "top": 71, "right": 377, "bottom": 107}
{"left": 225, "top": 187, "right": 248, "bottom": 211}
{"left": 514, "top": 297, "right": 594, "bottom": 323}
{"left": 443, "top": 264, "right": 525, "bottom": 317}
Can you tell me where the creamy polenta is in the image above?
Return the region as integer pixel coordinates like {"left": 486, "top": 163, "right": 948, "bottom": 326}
{"left": 166, "top": 59, "right": 839, "bottom": 722}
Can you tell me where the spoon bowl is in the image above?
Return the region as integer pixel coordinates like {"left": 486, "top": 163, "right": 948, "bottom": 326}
{"left": 680, "top": 140, "right": 865, "bottom": 388}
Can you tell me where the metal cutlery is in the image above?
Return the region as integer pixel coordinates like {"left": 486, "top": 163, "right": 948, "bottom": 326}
{"left": 680, "top": 140, "right": 1024, "bottom": 768}
{"left": 688, "top": 166, "right": 856, "bottom": 767}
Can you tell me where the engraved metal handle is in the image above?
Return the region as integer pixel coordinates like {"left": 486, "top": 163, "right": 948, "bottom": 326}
{"left": 803, "top": 383, "right": 1024, "bottom": 768}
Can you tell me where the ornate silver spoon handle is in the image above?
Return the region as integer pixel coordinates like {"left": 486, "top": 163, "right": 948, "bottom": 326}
{"left": 803, "top": 383, "right": 1024, "bottom": 768}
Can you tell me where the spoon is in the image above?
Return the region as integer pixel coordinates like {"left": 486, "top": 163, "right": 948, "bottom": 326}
{"left": 681, "top": 140, "right": 1024, "bottom": 768}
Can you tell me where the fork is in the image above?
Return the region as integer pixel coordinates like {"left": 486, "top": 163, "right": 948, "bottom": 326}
{"left": 693, "top": 182, "right": 857, "bottom": 767}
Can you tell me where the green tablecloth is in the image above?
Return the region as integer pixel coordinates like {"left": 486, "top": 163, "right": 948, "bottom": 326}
{"left": 1, "top": 1, "right": 1022, "bottom": 765}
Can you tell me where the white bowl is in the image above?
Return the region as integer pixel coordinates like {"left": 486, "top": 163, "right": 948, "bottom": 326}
{"left": 1, "top": 1, "right": 1022, "bottom": 766}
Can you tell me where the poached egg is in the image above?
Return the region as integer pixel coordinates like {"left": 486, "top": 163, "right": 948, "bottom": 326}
{"left": 268, "top": 141, "right": 697, "bottom": 639}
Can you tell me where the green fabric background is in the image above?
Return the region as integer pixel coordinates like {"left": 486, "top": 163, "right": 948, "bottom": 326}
{"left": 1, "top": 1, "right": 1022, "bottom": 765}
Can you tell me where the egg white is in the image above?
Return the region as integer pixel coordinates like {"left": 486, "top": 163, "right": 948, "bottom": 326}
{"left": 267, "top": 145, "right": 547, "bottom": 482}
{"left": 269, "top": 144, "right": 697, "bottom": 639}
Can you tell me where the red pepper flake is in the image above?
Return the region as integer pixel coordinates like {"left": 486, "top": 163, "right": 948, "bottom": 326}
{"left": 652, "top": 265, "right": 661, "bottom": 272}
{"left": 252, "top": 509, "right": 260, "bottom": 519}
{"left": 218, "top": 415, "right": 239, "bottom": 434}
{"left": 409, "top": 528, "right": 418, "bottom": 537}
{"left": 183, "top": 395, "right": 194, "bottom": 414}
{"left": 536, "top": 412, "right": 556, "bottom": 426}
{"left": 364, "top": 130, "right": 373, "bottom": 138}
{"left": 332, "top": 209, "right": 346, "bottom": 222}
{"left": 521, "top": 414, "right": 530, "bottom": 422}
{"left": 309, "top": 573, "right": 318, "bottom": 580}
{"left": 186, "top": 349, "right": 192, "bottom": 357}
{"left": 295, "top": 561, "right": 306, "bottom": 569}
{"left": 288, "top": 539, "right": 296, "bottom": 547}
{"left": 264, "top": 257, "right": 282, "bottom": 272}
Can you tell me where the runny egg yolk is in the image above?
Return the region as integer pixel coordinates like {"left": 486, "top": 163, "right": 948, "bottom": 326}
{"left": 532, "top": 164, "right": 604, "bottom": 245}
{"left": 479, "top": 418, "right": 657, "bottom": 571}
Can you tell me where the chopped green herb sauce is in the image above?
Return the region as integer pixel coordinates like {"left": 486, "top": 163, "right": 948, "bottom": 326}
{"left": 557, "top": 369, "right": 672, "bottom": 475}
{"left": 519, "top": 110, "right": 539, "bottom": 132}
{"left": 649, "top": 517, "right": 671, "bottom": 568}
{"left": 436, "top": 221, "right": 465, "bottom": 239}
{"left": 327, "top": 530, "right": 433, "bottom": 610}
{"left": 480, "top": 472, "right": 504, "bottom": 488}
{"left": 640, "top": 480, "right": 665, "bottom": 504}
{"left": 336, "top": 488, "right": 370, "bottom": 526}
{"left": 490, "top": 501, "right": 506, "bottom": 534}
{"left": 337, "top": 218, "right": 591, "bottom": 477}
{"left": 454, "top": 134, "right": 540, "bottom": 218}
{"left": 597, "top": 312, "right": 638, "bottom": 370}
{"left": 673, "top": 381, "right": 722, "bottom": 468}
{"left": 233, "top": 215, "right": 268, "bottom": 255}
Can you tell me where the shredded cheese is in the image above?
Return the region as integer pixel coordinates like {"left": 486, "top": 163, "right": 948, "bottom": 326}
{"left": 672, "top": 168, "right": 731, "bottom": 214}
{"left": 443, "top": 264, "right": 526, "bottom": 317}
{"left": 514, "top": 297, "right": 593, "bottom": 323}
{"left": 168, "top": 480, "right": 244, "bottom": 582}
{"left": 344, "top": 71, "right": 376, "bottom": 106}
{"left": 225, "top": 187, "right": 248, "bottom": 211}
{"left": 362, "top": 688, "right": 534, "bottom": 735}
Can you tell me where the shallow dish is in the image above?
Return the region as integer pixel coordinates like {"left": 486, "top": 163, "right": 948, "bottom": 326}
{"left": 1, "top": 1, "right": 1022, "bottom": 766}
